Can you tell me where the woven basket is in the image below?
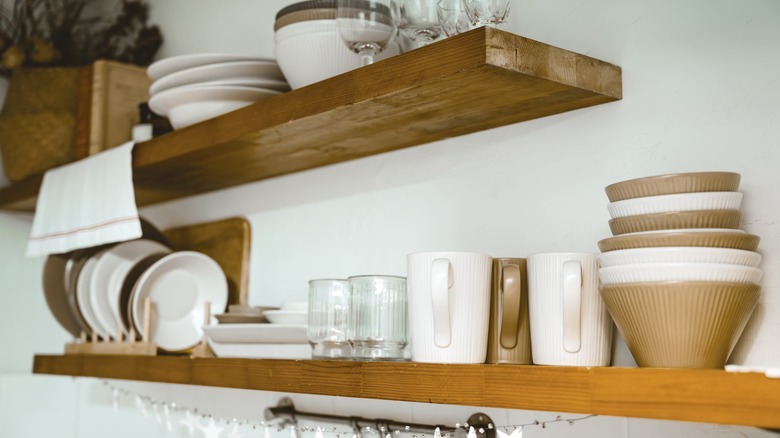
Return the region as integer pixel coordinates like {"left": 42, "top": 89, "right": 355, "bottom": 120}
{"left": 0, "top": 67, "right": 82, "bottom": 182}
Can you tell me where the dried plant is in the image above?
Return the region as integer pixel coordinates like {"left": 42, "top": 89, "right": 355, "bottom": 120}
{"left": 0, "top": 0, "right": 162, "bottom": 76}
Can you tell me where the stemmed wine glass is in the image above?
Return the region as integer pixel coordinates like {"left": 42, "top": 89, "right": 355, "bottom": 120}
{"left": 393, "top": 0, "right": 443, "bottom": 49}
{"left": 337, "top": 0, "right": 397, "bottom": 66}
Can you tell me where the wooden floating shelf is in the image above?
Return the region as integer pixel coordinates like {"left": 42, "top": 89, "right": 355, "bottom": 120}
{"left": 0, "top": 27, "right": 621, "bottom": 212}
{"left": 33, "top": 355, "right": 780, "bottom": 429}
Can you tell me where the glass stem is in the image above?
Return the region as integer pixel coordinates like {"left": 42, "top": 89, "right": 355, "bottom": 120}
{"left": 359, "top": 48, "right": 377, "bottom": 66}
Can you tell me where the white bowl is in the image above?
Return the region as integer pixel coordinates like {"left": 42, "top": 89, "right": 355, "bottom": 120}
{"left": 264, "top": 310, "right": 308, "bottom": 325}
{"left": 274, "top": 19, "right": 399, "bottom": 89}
{"left": 599, "top": 262, "right": 763, "bottom": 285}
{"left": 147, "top": 53, "right": 276, "bottom": 81}
{"left": 598, "top": 247, "right": 762, "bottom": 268}
{"left": 607, "top": 192, "right": 743, "bottom": 219}
{"left": 149, "top": 84, "right": 281, "bottom": 129}
{"left": 150, "top": 60, "right": 287, "bottom": 95}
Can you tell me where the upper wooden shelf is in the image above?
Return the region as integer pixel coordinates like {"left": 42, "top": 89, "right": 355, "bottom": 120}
{"left": 0, "top": 27, "right": 621, "bottom": 212}
{"left": 33, "top": 355, "right": 780, "bottom": 429}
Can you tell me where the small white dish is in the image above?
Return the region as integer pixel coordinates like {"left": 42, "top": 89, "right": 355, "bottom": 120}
{"left": 149, "top": 60, "right": 287, "bottom": 95}
{"left": 598, "top": 247, "right": 762, "bottom": 268}
{"left": 147, "top": 53, "right": 279, "bottom": 81}
{"left": 149, "top": 84, "right": 281, "bottom": 129}
{"left": 207, "top": 340, "right": 311, "bottom": 359}
{"left": 607, "top": 192, "right": 743, "bottom": 219}
{"left": 264, "top": 310, "right": 308, "bottom": 325}
{"left": 599, "top": 262, "right": 763, "bottom": 285}
{"left": 202, "top": 323, "right": 308, "bottom": 344}
{"left": 131, "top": 251, "right": 228, "bottom": 352}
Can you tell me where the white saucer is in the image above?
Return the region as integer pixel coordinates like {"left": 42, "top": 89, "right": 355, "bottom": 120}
{"left": 264, "top": 310, "right": 308, "bottom": 325}
{"left": 150, "top": 60, "right": 288, "bottom": 95}
{"left": 147, "top": 53, "right": 279, "bottom": 81}
{"left": 202, "top": 323, "right": 308, "bottom": 344}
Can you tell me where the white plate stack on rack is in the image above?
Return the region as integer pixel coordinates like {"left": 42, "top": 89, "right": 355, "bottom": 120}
{"left": 147, "top": 54, "right": 290, "bottom": 129}
{"left": 596, "top": 172, "right": 762, "bottom": 369}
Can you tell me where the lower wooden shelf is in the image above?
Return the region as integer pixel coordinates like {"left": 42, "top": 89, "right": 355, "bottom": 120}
{"left": 33, "top": 355, "right": 780, "bottom": 429}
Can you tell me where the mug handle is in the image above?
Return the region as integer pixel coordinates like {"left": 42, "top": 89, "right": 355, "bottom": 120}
{"left": 431, "top": 258, "right": 453, "bottom": 348}
{"left": 562, "top": 260, "right": 582, "bottom": 353}
{"left": 499, "top": 263, "right": 521, "bottom": 349}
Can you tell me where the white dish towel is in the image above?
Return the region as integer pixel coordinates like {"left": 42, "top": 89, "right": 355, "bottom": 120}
{"left": 27, "top": 141, "right": 142, "bottom": 257}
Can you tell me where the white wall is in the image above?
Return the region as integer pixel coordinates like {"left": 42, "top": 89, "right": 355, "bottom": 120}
{"left": 1, "top": 0, "right": 779, "bottom": 436}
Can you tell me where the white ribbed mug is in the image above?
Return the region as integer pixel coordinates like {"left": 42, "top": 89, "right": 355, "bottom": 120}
{"left": 407, "top": 251, "right": 492, "bottom": 363}
{"left": 527, "top": 252, "right": 612, "bottom": 366}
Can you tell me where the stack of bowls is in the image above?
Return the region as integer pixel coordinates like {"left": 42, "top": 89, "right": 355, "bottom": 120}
{"left": 274, "top": 0, "right": 400, "bottom": 89}
{"left": 597, "top": 172, "right": 762, "bottom": 369}
{"left": 147, "top": 54, "right": 290, "bottom": 129}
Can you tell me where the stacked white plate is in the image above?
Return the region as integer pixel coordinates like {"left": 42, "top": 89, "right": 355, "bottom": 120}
{"left": 147, "top": 54, "right": 289, "bottom": 129}
{"left": 596, "top": 172, "right": 762, "bottom": 369}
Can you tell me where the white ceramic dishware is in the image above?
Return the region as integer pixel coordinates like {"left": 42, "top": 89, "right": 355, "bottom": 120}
{"left": 264, "top": 310, "right": 308, "bottom": 325}
{"left": 75, "top": 248, "right": 111, "bottom": 338}
{"left": 206, "top": 341, "right": 312, "bottom": 359}
{"left": 598, "top": 247, "right": 762, "bottom": 268}
{"left": 147, "top": 53, "right": 278, "bottom": 81}
{"left": 406, "top": 251, "right": 492, "bottom": 363}
{"left": 599, "top": 262, "right": 763, "bottom": 285}
{"left": 281, "top": 301, "right": 309, "bottom": 312}
{"left": 202, "top": 323, "right": 308, "bottom": 344}
{"left": 89, "top": 239, "right": 172, "bottom": 339}
{"left": 607, "top": 191, "right": 744, "bottom": 219}
{"left": 527, "top": 252, "right": 612, "bottom": 367}
{"left": 130, "top": 251, "right": 228, "bottom": 352}
{"left": 149, "top": 60, "right": 287, "bottom": 95}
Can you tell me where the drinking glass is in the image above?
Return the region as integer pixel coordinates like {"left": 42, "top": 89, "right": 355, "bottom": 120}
{"left": 347, "top": 275, "right": 408, "bottom": 360}
{"left": 393, "top": 0, "right": 443, "bottom": 48}
{"left": 308, "top": 279, "right": 351, "bottom": 359}
{"left": 436, "top": 0, "right": 470, "bottom": 37}
{"left": 462, "top": 0, "right": 512, "bottom": 28}
{"left": 337, "top": 0, "right": 397, "bottom": 66}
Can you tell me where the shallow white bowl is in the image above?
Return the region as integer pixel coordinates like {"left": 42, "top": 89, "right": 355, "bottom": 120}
{"left": 598, "top": 247, "right": 762, "bottom": 268}
{"left": 150, "top": 60, "right": 286, "bottom": 95}
{"left": 281, "top": 301, "right": 308, "bottom": 312}
{"left": 264, "top": 310, "right": 308, "bottom": 325}
{"left": 147, "top": 53, "right": 276, "bottom": 81}
{"left": 274, "top": 19, "right": 399, "bottom": 89}
{"left": 607, "top": 192, "right": 743, "bottom": 219}
{"left": 599, "top": 262, "right": 763, "bottom": 285}
{"left": 149, "top": 84, "right": 281, "bottom": 129}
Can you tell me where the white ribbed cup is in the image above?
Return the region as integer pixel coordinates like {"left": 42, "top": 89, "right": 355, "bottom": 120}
{"left": 527, "top": 252, "right": 612, "bottom": 366}
{"left": 407, "top": 252, "right": 492, "bottom": 363}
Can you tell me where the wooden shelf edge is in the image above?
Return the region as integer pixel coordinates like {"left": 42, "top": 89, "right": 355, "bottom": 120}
{"left": 33, "top": 355, "right": 780, "bottom": 429}
{"left": 0, "top": 28, "right": 622, "bottom": 212}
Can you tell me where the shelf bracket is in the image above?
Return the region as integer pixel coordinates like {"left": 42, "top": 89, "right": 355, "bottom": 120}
{"left": 265, "top": 397, "right": 496, "bottom": 438}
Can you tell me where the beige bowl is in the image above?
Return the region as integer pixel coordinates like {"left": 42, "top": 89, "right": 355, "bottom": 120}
{"left": 598, "top": 229, "right": 760, "bottom": 252}
{"left": 608, "top": 210, "right": 743, "bottom": 235}
{"left": 605, "top": 172, "right": 741, "bottom": 202}
{"left": 600, "top": 281, "right": 760, "bottom": 368}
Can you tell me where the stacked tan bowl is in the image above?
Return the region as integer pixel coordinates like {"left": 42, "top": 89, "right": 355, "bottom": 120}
{"left": 597, "top": 172, "right": 762, "bottom": 368}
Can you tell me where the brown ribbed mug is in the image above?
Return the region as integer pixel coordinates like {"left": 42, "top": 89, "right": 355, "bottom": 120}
{"left": 486, "top": 258, "right": 531, "bottom": 364}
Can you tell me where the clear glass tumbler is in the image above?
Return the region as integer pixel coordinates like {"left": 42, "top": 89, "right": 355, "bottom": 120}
{"left": 462, "top": 0, "right": 512, "bottom": 29}
{"left": 308, "top": 279, "right": 351, "bottom": 359}
{"left": 348, "top": 275, "right": 408, "bottom": 360}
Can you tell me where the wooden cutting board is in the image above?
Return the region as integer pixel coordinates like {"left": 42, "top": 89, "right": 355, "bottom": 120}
{"left": 162, "top": 217, "right": 251, "bottom": 306}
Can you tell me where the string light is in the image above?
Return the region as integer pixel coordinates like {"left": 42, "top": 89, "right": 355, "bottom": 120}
{"left": 101, "top": 380, "right": 597, "bottom": 438}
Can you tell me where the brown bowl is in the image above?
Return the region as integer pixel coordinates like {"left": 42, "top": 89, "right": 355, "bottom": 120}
{"left": 605, "top": 172, "right": 741, "bottom": 202}
{"left": 600, "top": 281, "right": 759, "bottom": 368}
{"left": 598, "top": 230, "right": 760, "bottom": 252}
{"left": 608, "top": 210, "right": 743, "bottom": 235}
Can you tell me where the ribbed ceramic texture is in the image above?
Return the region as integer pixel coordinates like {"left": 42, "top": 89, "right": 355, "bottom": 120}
{"left": 608, "top": 210, "right": 743, "bottom": 235}
{"left": 607, "top": 192, "right": 743, "bottom": 219}
{"left": 599, "top": 263, "right": 763, "bottom": 285}
{"left": 486, "top": 258, "right": 531, "bottom": 364}
{"left": 527, "top": 253, "right": 612, "bottom": 366}
{"left": 598, "top": 247, "right": 762, "bottom": 267}
{"left": 598, "top": 230, "right": 760, "bottom": 252}
{"left": 600, "top": 282, "right": 760, "bottom": 368}
{"left": 407, "top": 252, "right": 492, "bottom": 363}
{"left": 605, "top": 172, "right": 741, "bottom": 202}
{"left": 274, "top": 20, "right": 399, "bottom": 89}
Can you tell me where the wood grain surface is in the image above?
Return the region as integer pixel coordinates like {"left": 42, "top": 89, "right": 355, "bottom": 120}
{"left": 33, "top": 356, "right": 780, "bottom": 428}
{"left": 0, "top": 27, "right": 621, "bottom": 212}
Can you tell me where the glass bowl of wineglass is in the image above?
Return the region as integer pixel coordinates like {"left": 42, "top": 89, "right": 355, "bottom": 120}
{"left": 393, "top": 0, "right": 443, "bottom": 49}
{"left": 337, "top": 0, "right": 397, "bottom": 66}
